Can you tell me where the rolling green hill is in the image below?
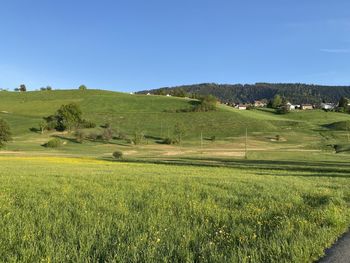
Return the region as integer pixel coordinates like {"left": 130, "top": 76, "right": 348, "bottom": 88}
{"left": 1, "top": 90, "right": 350, "bottom": 262}
{"left": 0, "top": 89, "right": 349, "bottom": 157}
{"left": 0, "top": 89, "right": 285, "bottom": 137}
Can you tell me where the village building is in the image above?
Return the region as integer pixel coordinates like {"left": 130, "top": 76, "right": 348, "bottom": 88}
{"left": 286, "top": 102, "right": 300, "bottom": 110}
{"left": 236, "top": 104, "right": 247, "bottom": 110}
{"left": 301, "top": 104, "right": 313, "bottom": 110}
{"left": 254, "top": 100, "right": 267, "bottom": 108}
{"left": 320, "top": 103, "right": 335, "bottom": 110}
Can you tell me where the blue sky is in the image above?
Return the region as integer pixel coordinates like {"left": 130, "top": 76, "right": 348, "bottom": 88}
{"left": 0, "top": 0, "right": 349, "bottom": 92}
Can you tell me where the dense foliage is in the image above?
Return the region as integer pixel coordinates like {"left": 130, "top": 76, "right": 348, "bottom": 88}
{"left": 112, "top": 150, "right": 123, "bottom": 159}
{"left": 79, "top": 85, "right": 87, "bottom": 90}
{"left": 139, "top": 83, "right": 350, "bottom": 104}
{"left": 0, "top": 119, "right": 11, "bottom": 147}
{"left": 43, "top": 103, "right": 95, "bottom": 132}
{"left": 44, "top": 138, "right": 62, "bottom": 148}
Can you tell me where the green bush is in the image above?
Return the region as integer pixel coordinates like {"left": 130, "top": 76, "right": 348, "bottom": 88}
{"left": 87, "top": 133, "right": 99, "bottom": 141}
{"left": 132, "top": 130, "right": 144, "bottom": 145}
{"left": 276, "top": 105, "right": 290, "bottom": 114}
{"left": 101, "top": 128, "right": 114, "bottom": 141}
{"left": 162, "top": 137, "right": 179, "bottom": 145}
{"left": 113, "top": 150, "right": 123, "bottom": 159}
{"left": 162, "top": 137, "right": 173, "bottom": 144}
{"left": 44, "top": 138, "right": 62, "bottom": 148}
{"left": 74, "top": 130, "right": 85, "bottom": 143}
{"left": 0, "top": 119, "right": 12, "bottom": 148}
{"left": 79, "top": 120, "right": 96, "bottom": 129}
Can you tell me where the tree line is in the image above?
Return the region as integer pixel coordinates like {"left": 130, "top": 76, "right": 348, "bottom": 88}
{"left": 8, "top": 84, "right": 88, "bottom": 92}
{"left": 138, "top": 83, "right": 350, "bottom": 104}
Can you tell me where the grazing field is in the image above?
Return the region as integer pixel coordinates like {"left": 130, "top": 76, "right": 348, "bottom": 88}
{"left": 1, "top": 90, "right": 350, "bottom": 262}
{"left": 0, "top": 156, "right": 350, "bottom": 262}
{"left": 0, "top": 89, "right": 349, "bottom": 158}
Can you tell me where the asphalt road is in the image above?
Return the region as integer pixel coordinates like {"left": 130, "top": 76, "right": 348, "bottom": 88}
{"left": 317, "top": 230, "right": 350, "bottom": 263}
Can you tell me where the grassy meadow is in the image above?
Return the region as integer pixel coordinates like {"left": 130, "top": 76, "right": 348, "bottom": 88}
{"left": 1, "top": 157, "right": 350, "bottom": 262}
{"left": 0, "top": 89, "right": 349, "bottom": 159}
{"left": 0, "top": 89, "right": 350, "bottom": 262}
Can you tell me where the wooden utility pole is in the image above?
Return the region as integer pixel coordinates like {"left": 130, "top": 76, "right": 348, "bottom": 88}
{"left": 245, "top": 127, "right": 248, "bottom": 159}
{"left": 200, "top": 131, "right": 203, "bottom": 150}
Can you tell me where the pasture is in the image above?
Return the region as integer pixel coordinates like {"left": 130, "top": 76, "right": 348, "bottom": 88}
{"left": 1, "top": 90, "right": 350, "bottom": 262}
{"left": 0, "top": 90, "right": 349, "bottom": 157}
{"left": 0, "top": 156, "right": 350, "bottom": 262}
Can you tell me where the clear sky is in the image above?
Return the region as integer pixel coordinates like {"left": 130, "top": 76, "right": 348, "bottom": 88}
{"left": 0, "top": 0, "right": 349, "bottom": 92}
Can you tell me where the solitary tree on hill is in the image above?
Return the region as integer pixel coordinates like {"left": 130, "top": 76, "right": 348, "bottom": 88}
{"left": 55, "top": 103, "right": 83, "bottom": 131}
{"left": 79, "top": 85, "right": 87, "bottom": 91}
{"left": 19, "top": 84, "right": 27, "bottom": 92}
{"left": 271, "top": 94, "right": 282, "bottom": 109}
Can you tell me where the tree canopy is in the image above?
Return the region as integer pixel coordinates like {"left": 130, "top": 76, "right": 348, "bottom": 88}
{"left": 0, "top": 119, "right": 12, "bottom": 147}
{"left": 55, "top": 103, "right": 83, "bottom": 131}
{"left": 139, "top": 83, "right": 350, "bottom": 104}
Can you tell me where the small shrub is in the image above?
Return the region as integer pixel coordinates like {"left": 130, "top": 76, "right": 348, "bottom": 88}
{"left": 87, "top": 132, "right": 99, "bottom": 141}
{"left": 132, "top": 131, "right": 144, "bottom": 145}
{"left": 101, "top": 123, "right": 111, "bottom": 129}
{"left": 74, "top": 130, "right": 86, "bottom": 143}
{"left": 44, "top": 138, "right": 62, "bottom": 148}
{"left": 163, "top": 137, "right": 173, "bottom": 144}
{"left": 113, "top": 150, "right": 123, "bottom": 160}
{"left": 43, "top": 115, "right": 57, "bottom": 131}
{"left": 101, "top": 128, "right": 114, "bottom": 141}
{"left": 162, "top": 137, "right": 179, "bottom": 145}
{"left": 0, "top": 119, "right": 12, "bottom": 148}
{"left": 79, "top": 120, "right": 96, "bottom": 129}
{"left": 116, "top": 132, "right": 127, "bottom": 140}
{"left": 275, "top": 135, "right": 280, "bottom": 141}
{"left": 276, "top": 105, "right": 290, "bottom": 114}
{"left": 210, "top": 135, "right": 216, "bottom": 142}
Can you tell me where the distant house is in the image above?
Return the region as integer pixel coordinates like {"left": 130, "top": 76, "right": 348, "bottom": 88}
{"left": 166, "top": 94, "right": 172, "bottom": 97}
{"left": 301, "top": 104, "right": 313, "bottom": 110}
{"left": 236, "top": 104, "right": 247, "bottom": 110}
{"left": 146, "top": 93, "right": 151, "bottom": 95}
{"left": 286, "top": 102, "right": 300, "bottom": 110}
{"left": 320, "top": 103, "right": 335, "bottom": 110}
{"left": 254, "top": 100, "right": 267, "bottom": 108}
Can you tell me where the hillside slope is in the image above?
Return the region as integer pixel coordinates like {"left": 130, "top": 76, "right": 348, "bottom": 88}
{"left": 0, "top": 89, "right": 349, "bottom": 157}
{"left": 0, "top": 89, "right": 289, "bottom": 137}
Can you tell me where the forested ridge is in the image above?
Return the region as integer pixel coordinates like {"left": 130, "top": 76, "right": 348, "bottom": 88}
{"left": 138, "top": 83, "right": 350, "bottom": 104}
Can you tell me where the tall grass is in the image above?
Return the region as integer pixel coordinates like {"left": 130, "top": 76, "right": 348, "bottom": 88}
{"left": 0, "top": 157, "right": 349, "bottom": 262}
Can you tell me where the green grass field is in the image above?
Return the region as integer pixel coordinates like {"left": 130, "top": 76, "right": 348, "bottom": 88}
{"left": 0, "top": 157, "right": 349, "bottom": 262}
{"left": 1, "top": 89, "right": 350, "bottom": 262}
{"left": 0, "top": 89, "right": 349, "bottom": 158}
